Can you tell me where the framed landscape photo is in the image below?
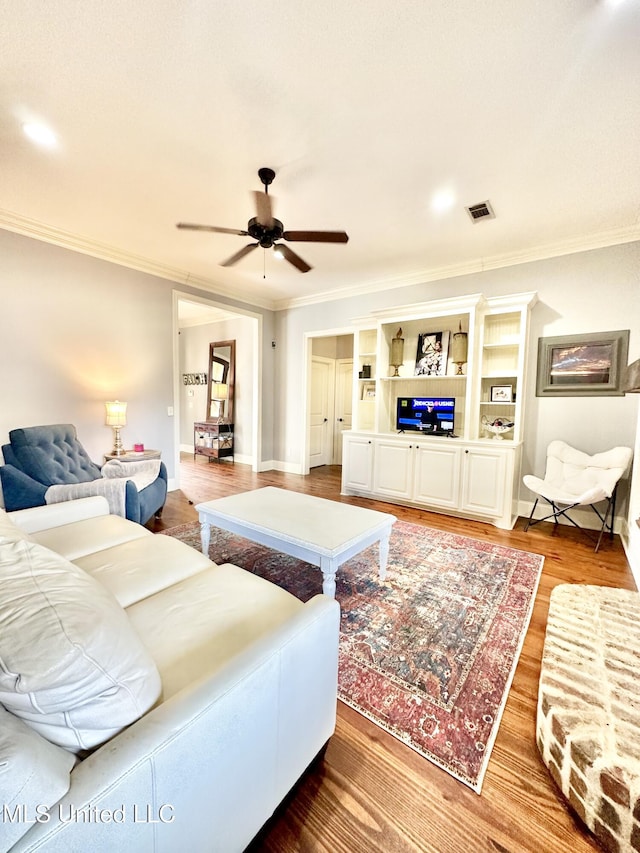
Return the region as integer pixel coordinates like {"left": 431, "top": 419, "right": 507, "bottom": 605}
{"left": 414, "top": 330, "right": 450, "bottom": 377}
{"left": 490, "top": 384, "right": 512, "bottom": 403}
{"left": 536, "top": 330, "right": 629, "bottom": 396}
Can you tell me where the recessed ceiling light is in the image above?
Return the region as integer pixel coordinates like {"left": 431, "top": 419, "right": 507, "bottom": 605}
{"left": 22, "top": 122, "right": 57, "bottom": 147}
{"left": 430, "top": 189, "right": 456, "bottom": 214}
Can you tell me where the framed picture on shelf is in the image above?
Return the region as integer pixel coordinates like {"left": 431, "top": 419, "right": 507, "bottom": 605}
{"left": 490, "top": 384, "right": 513, "bottom": 403}
{"left": 361, "top": 382, "right": 376, "bottom": 400}
{"left": 536, "top": 330, "right": 629, "bottom": 396}
{"left": 414, "top": 331, "right": 450, "bottom": 377}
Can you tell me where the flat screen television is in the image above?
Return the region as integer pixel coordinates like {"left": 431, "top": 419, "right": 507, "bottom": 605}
{"left": 396, "top": 396, "right": 456, "bottom": 434}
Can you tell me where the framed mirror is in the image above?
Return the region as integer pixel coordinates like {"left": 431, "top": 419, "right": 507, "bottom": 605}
{"left": 207, "top": 340, "right": 235, "bottom": 423}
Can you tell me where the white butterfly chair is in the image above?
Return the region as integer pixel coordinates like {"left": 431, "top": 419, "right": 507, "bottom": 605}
{"left": 523, "top": 440, "right": 633, "bottom": 551}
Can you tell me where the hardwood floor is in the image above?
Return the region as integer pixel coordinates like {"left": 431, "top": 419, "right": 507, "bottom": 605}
{"left": 150, "top": 455, "right": 635, "bottom": 853}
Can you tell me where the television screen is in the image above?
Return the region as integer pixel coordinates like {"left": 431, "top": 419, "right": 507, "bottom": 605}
{"left": 396, "top": 396, "right": 455, "bottom": 433}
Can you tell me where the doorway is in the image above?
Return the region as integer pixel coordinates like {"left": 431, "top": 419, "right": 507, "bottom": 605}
{"left": 306, "top": 333, "right": 354, "bottom": 471}
{"left": 172, "top": 292, "right": 262, "bottom": 487}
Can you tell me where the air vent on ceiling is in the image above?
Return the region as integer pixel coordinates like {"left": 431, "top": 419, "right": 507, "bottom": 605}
{"left": 465, "top": 200, "right": 495, "bottom": 222}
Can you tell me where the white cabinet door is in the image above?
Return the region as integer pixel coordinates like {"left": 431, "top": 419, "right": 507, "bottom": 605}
{"left": 342, "top": 434, "right": 374, "bottom": 492}
{"left": 460, "top": 446, "right": 507, "bottom": 517}
{"left": 413, "top": 443, "right": 461, "bottom": 508}
{"left": 373, "top": 439, "right": 413, "bottom": 498}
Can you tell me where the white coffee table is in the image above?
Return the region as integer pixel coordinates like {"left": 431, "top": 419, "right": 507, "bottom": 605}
{"left": 195, "top": 487, "right": 396, "bottom": 598}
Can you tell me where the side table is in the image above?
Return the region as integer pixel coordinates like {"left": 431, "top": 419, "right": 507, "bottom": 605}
{"left": 193, "top": 421, "right": 234, "bottom": 464}
{"left": 103, "top": 449, "right": 161, "bottom": 463}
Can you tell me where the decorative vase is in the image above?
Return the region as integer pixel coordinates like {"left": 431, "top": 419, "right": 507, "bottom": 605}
{"left": 481, "top": 415, "right": 514, "bottom": 440}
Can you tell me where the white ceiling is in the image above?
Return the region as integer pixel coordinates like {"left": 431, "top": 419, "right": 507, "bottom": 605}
{"left": 2, "top": 1, "right": 639, "bottom": 310}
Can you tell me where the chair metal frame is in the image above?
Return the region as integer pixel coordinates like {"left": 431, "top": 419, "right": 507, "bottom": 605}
{"left": 524, "top": 485, "right": 620, "bottom": 552}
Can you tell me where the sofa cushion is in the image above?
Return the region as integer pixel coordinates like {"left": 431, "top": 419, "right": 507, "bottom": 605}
{"left": 30, "top": 512, "right": 151, "bottom": 561}
{"left": 0, "top": 704, "right": 76, "bottom": 849}
{"left": 0, "top": 538, "right": 161, "bottom": 752}
{"left": 126, "top": 563, "right": 303, "bottom": 699}
{"left": 74, "top": 534, "right": 215, "bottom": 608}
{"left": 0, "top": 506, "right": 33, "bottom": 543}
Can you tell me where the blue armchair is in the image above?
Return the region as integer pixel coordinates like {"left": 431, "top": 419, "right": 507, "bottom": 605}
{"left": 0, "top": 424, "right": 167, "bottom": 525}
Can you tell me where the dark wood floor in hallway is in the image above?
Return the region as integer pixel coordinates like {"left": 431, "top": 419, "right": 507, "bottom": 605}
{"left": 150, "top": 455, "right": 634, "bottom": 853}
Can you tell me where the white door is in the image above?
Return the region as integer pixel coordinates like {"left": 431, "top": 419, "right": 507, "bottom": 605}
{"left": 309, "top": 357, "right": 334, "bottom": 468}
{"left": 333, "top": 359, "right": 353, "bottom": 464}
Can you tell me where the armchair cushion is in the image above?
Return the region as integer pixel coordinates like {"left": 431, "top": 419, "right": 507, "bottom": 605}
{"left": 6, "top": 424, "right": 102, "bottom": 485}
{"left": 0, "top": 537, "right": 161, "bottom": 752}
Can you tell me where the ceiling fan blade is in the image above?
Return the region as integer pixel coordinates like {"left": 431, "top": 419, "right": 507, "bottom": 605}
{"left": 276, "top": 244, "right": 312, "bottom": 273}
{"left": 252, "top": 191, "right": 274, "bottom": 228}
{"left": 282, "top": 230, "right": 349, "bottom": 243}
{"left": 177, "top": 222, "right": 249, "bottom": 236}
{"left": 221, "top": 243, "right": 259, "bottom": 267}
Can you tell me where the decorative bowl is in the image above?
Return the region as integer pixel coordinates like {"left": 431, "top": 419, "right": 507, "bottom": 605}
{"left": 481, "top": 415, "right": 515, "bottom": 440}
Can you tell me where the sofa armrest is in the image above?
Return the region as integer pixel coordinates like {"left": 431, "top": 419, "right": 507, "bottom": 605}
{"left": 9, "top": 496, "right": 111, "bottom": 534}
{"left": 10, "top": 595, "right": 340, "bottom": 853}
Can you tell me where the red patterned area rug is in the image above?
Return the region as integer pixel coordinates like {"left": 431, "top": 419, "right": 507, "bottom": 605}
{"left": 163, "top": 519, "right": 544, "bottom": 792}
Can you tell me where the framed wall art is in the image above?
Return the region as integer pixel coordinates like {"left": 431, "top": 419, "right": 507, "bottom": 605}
{"left": 414, "top": 331, "right": 450, "bottom": 377}
{"left": 536, "top": 330, "right": 629, "bottom": 396}
{"left": 490, "top": 385, "right": 513, "bottom": 403}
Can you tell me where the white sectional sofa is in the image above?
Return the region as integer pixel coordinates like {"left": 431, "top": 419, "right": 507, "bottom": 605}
{"left": 0, "top": 496, "right": 340, "bottom": 853}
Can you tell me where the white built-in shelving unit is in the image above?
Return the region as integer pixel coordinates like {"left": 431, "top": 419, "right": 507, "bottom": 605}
{"left": 343, "top": 292, "right": 537, "bottom": 529}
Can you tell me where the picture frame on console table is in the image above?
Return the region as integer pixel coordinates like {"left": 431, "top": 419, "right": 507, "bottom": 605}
{"left": 536, "top": 330, "right": 629, "bottom": 396}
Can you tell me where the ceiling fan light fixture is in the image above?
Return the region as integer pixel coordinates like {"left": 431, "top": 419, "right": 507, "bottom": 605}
{"left": 273, "top": 245, "right": 285, "bottom": 260}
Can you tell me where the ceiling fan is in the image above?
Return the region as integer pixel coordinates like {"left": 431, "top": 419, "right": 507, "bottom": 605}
{"left": 177, "top": 167, "right": 348, "bottom": 273}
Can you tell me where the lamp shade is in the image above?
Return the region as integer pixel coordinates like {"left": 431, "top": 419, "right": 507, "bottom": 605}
{"left": 451, "top": 331, "right": 468, "bottom": 364}
{"left": 390, "top": 328, "right": 404, "bottom": 367}
{"left": 213, "top": 383, "right": 228, "bottom": 401}
{"left": 105, "top": 400, "right": 127, "bottom": 426}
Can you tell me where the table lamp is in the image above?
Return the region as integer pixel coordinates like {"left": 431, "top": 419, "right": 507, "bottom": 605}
{"left": 212, "top": 383, "right": 228, "bottom": 423}
{"left": 105, "top": 400, "right": 127, "bottom": 456}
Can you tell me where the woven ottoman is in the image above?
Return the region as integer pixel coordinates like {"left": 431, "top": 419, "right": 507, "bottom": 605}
{"left": 537, "top": 584, "right": 640, "bottom": 853}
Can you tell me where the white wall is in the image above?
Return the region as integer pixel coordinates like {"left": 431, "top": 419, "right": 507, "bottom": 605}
{"left": 0, "top": 229, "right": 275, "bottom": 493}
{"left": 275, "top": 241, "right": 640, "bottom": 507}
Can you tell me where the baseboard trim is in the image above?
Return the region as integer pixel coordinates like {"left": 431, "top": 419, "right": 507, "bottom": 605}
{"left": 258, "top": 459, "right": 303, "bottom": 475}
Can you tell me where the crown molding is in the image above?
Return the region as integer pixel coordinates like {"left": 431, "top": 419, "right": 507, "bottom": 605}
{"left": 2, "top": 209, "right": 638, "bottom": 315}
{"left": 274, "top": 223, "right": 640, "bottom": 311}
{"left": 0, "top": 210, "right": 277, "bottom": 311}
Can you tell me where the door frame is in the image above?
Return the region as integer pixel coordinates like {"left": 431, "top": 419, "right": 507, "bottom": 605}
{"left": 301, "top": 328, "right": 354, "bottom": 476}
